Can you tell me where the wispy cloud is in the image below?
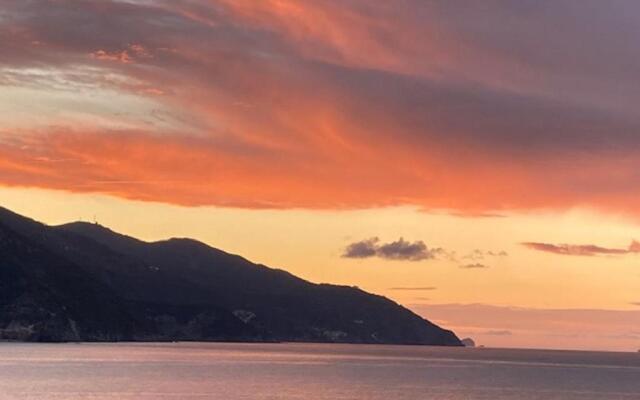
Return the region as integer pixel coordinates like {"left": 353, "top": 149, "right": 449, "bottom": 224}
{"left": 459, "top": 263, "right": 490, "bottom": 269}
{"left": 449, "top": 212, "right": 507, "bottom": 219}
{"left": 388, "top": 287, "right": 437, "bottom": 291}
{"left": 462, "top": 249, "right": 508, "bottom": 261}
{"left": 522, "top": 241, "right": 640, "bottom": 256}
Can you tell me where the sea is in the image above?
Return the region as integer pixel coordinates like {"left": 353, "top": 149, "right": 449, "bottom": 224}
{"left": 0, "top": 342, "right": 639, "bottom": 399}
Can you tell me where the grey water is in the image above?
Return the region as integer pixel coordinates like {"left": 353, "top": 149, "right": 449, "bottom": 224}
{"left": 0, "top": 342, "right": 639, "bottom": 399}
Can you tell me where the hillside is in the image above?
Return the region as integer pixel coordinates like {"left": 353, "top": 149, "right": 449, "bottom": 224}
{"left": 0, "top": 207, "right": 461, "bottom": 345}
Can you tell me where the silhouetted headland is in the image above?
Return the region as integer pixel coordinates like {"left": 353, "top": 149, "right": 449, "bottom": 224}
{"left": 0, "top": 206, "right": 461, "bottom": 346}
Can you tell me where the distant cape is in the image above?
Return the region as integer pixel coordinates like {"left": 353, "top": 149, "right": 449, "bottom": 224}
{"left": 0, "top": 206, "right": 461, "bottom": 346}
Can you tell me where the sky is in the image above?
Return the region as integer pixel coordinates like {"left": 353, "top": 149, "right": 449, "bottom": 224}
{"left": 1, "top": 0, "right": 640, "bottom": 351}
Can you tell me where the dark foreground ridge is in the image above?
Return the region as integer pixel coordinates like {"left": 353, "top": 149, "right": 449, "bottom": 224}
{"left": 0, "top": 206, "right": 461, "bottom": 346}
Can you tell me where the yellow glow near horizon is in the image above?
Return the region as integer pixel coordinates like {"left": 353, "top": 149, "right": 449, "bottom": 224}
{"left": 2, "top": 186, "right": 639, "bottom": 314}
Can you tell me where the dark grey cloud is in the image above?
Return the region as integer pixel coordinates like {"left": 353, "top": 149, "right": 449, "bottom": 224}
{"left": 343, "top": 237, "right": 443, "bottom": 261}
{"left": 344, "top": 238, "right": 506, "bottom": 264}
{"left": 342, "top": 237, "right": 379, "bottom": 259}
{"left": 377, "top": 238, "right": 434, "bottom": 261}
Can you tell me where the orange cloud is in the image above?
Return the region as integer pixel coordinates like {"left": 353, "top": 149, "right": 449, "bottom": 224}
{"left": 3, "top": 1, "right": 640, "bottom": 214}
{"left": 1, "top": 126, "right": 639, "bottom": 214}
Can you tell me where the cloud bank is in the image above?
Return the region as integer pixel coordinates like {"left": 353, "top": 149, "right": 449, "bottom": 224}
{"left": 3, "top": 1, "right": 640, "bottom": 213}
{"left": 412, "top": 303, "right": 640, "bottom": 351}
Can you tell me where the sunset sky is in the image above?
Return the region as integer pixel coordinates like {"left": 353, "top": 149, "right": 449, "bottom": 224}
{"left": 2, "top": 0, "right": 640, "bottom": 351}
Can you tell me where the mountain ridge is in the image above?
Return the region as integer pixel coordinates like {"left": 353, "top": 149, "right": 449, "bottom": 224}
{"left": 0, "top": 206, "right": 461, "bottom": 346}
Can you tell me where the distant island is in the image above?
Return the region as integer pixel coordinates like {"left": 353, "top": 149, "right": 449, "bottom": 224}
{"left": 461, "top": 338, "right": 476, "bottom": 347}
{"left": 0, "top": 207, "right": 461, "bottom": 346}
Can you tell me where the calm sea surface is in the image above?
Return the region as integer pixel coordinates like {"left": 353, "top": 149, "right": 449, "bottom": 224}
{"left": 0, "top": 342, "right": 639, "bottom": 399}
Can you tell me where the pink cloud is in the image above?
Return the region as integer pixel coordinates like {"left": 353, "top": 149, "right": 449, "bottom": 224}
{"left": 522, "top": 241, "right": 640, "bottom": 257}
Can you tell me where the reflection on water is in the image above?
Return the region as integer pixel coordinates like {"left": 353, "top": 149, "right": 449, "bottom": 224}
{"left": 1, "top": 342, "right": 639, "bottom": 399}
